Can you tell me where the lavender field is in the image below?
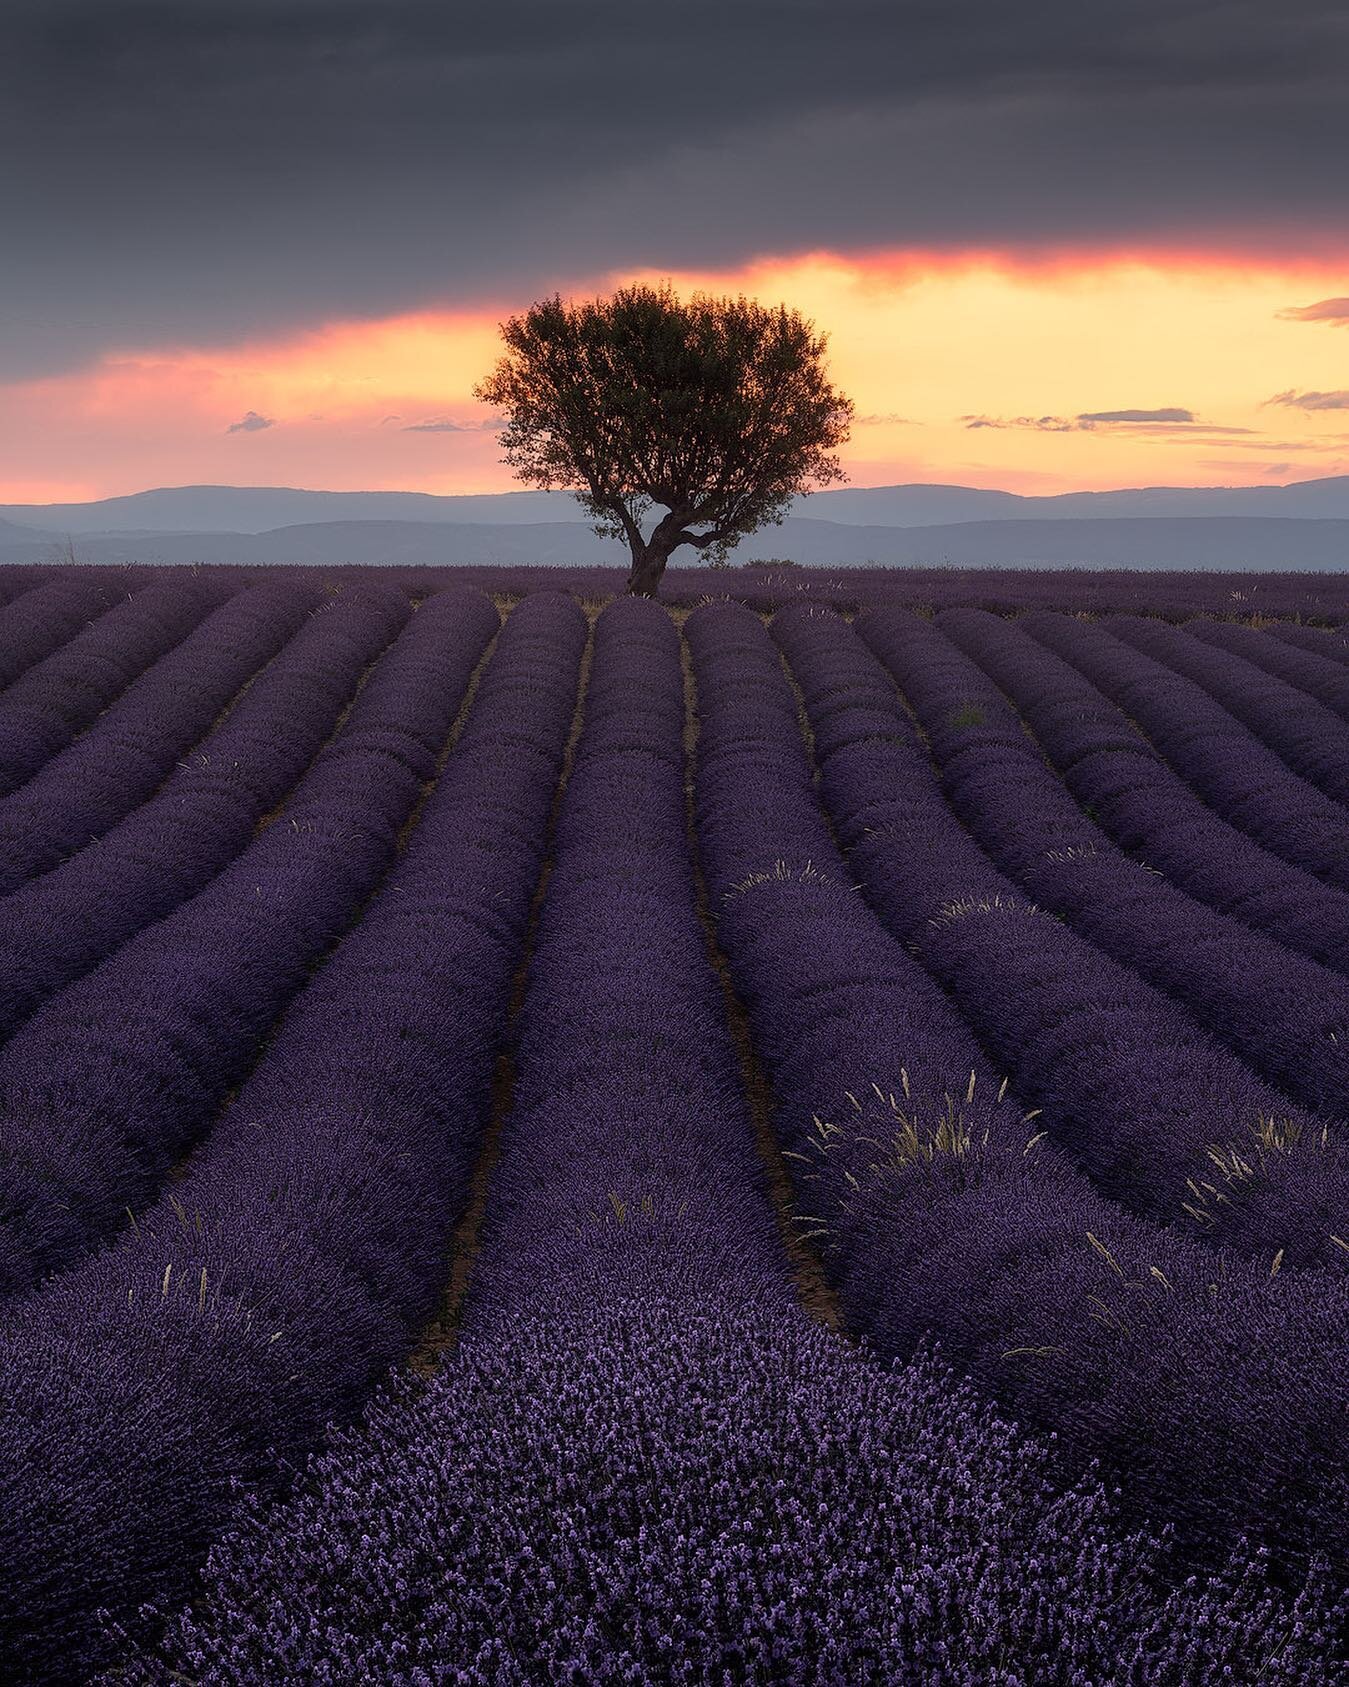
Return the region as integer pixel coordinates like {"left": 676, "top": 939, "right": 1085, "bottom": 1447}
{"left": 0, "top": 566, "right": 1347, "bottom": 1683}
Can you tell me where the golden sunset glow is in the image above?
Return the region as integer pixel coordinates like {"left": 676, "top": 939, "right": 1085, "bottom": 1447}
{"left": 4, "top": 249, "right": 1349, "bottom": 503}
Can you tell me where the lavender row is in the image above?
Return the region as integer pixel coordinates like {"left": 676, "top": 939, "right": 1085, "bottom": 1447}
{"left": 1271, "top": 619, "right": 1349, "bottom": 663}
{"left": 935, "top": 607, "right": 1349, "bottom": 974}
{"left": 0, "top": 569, "right": 34, "bottom": 610}
{"left": 0, "top": 579, "right": 228, "bottom": 795}
{"left": 1023, "top": 610, "right": 1349, "bottom": 891}
{"left": 0, "top": 579, "right": 318, "bottom": 892}
{"left": 1190, "top": 616, "right": 1349, "bottom": 722}
{"left": 0, "top": 585, "right": 407, "bottom": 1043}
{"left": 50, "top": 555, "right": 1349, "bottom": 622}
{"left": 1110, "top": 613, "right": 1349, "bottom": 806}
{"left": 0, "top": 586, "right": 497, "bottom": 1298}
{"left": 690, "top": 608, "right": 1006, "bottom": 1173}
{"left": 468, "top": 594, "right": 788, "bottom": 1328}
{"left": 690, "top": 601, "right": 1349, "bottom": 1572}
{"left": 134, "top": 1323, "right": 1349, "bottom": 1685}
{"left": 906, "top": 606, "right": 1349, "bottom": 1125}
{"left": 0, "top": 592, "right": 585, "bottom": 1683}
{"left": 126, "top": 597, "right": 1345, "bottom": 1686}
{"left": 845, "top": 605, "right": 1346, "bottom": 1265}
{"left": 824, "top": 611, "right": 1346, "bottom": 1267}
{"left": 0, "top": 575, "right": 119, "bottom": 691}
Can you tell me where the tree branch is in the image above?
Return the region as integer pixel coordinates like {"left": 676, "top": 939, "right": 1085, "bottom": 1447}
{"left": 673, "top": 528, "right": 726, "bottom": 552}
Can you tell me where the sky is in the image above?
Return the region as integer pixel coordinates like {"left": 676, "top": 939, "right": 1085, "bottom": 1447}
{"left": 3, "top": 1, "right": 1349, "bottom": 504}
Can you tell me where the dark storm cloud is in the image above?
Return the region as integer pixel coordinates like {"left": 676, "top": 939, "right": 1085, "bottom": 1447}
{"left": 225, "top": 410, "right": 274, "bottom": 433}
{"left": 3, "top": 1, "right": 1349, "bottom": 378}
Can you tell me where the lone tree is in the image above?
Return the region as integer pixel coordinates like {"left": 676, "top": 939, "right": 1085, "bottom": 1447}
{"left": 473, "top": 281, "right": 854, "bottom": 596}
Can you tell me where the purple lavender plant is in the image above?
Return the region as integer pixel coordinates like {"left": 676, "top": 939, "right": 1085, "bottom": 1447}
{"left": 0, "top": 586, "right": 494, "bottom": 1295}
{"left": 935, "top": 606, "right": 1349, "bottom": 974}
{"left": 109, "top": 596, "right": 1348, "bottom": 1687}
{"left": 0, "top": 585, "right": 410, "bottom": 1038}
{"left": 0, "top": 575, "right": 120, "bottom": 690}
{"left": 0, "top": 593, "right": 584, "bottom": 1681}
{"left": 0, "top": 579, "right": 317, "bottom": 892}
{"left": 0, "top": 580, "right": 228, "bottom": 794}
{"left": 688, "top": 601, "right": 1349, "bottom": 1569}
{"left": 1025, "top": 610, "right": 1349, "bottom": 889}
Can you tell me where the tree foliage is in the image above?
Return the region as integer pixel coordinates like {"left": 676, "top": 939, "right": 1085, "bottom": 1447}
{"left": 474, "top": 281, "right": 853, "bottom": 594}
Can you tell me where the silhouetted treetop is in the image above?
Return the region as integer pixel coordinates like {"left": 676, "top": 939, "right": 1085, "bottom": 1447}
{"left": 474, "top": 281, "right": 854, "bottom": 595}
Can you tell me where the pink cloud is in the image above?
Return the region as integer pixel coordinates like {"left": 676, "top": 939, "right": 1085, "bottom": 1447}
{"left": 1276, "top": 297, "right": 1349, "bottom": 325}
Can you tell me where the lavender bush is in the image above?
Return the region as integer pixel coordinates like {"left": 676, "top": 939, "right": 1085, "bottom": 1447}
{"left": 0, "top": 575, "right": 1344, "bottom": 1681}
{"left": 35, "top": 554, "right": 1349, "bottom": 620}
{"left": 1192, "top": 615, "right": 1349, "bottom": 720}
{"left": 772, "top": 603, "right": 1348, "bottom": 1267}
{"left": 119, "top": 1303, "right": 1349, "bottom": 1687}
{"left": 688, "top": 601, "right": 1349, "bottom": 1568}
{"left": 1270, "top": 619, "right": 1349, "bottom": 662}
{"left": 857, "top": 605, "right": 1349, "bottom": 1163}
{"left": 1110, "top": 612, "right": 1349, "bottom": 805}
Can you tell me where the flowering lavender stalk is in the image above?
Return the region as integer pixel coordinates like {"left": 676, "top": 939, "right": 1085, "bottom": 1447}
{"left": 119, "top": 1305, "right": 1349, "bottom": 1687}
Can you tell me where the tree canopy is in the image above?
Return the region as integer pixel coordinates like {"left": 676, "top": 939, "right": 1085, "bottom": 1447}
{"left": 474, "top": 281, "right": 854, "bottom": 595}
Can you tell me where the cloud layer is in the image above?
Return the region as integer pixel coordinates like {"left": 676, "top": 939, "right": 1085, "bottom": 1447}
{"left": 3, "top": 254, "right": 1346, "bottom": 503}
{"left": 4, "top": 2, "right": 1349, "bottom": 379}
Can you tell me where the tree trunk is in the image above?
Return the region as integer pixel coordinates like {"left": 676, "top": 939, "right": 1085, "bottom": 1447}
{"left": 625, "top": 541, "right": 668, "bottom": 598}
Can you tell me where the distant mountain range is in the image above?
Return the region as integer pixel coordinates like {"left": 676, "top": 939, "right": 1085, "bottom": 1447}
{"left": 3, "top": 477, "right": 1349, "bottom": 570}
